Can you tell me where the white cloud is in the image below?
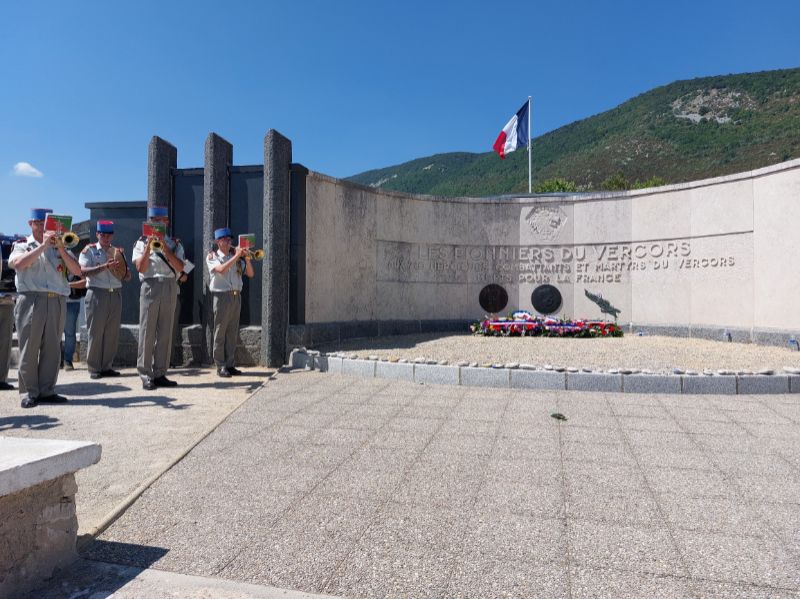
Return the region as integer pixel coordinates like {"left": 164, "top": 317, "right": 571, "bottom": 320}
{"left": 12, "top": 162, "right": 44, "bottom": 178}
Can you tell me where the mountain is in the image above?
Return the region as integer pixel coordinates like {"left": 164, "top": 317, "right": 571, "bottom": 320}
{"left": 346, "top": 67, "right": 800, "bottom": 195}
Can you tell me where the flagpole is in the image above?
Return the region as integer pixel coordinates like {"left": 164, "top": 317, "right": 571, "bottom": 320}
{"left": 528, "top": 96, "right": 532, "bottom": 193}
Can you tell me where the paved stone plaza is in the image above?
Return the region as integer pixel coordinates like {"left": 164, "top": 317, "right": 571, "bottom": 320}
{"left": 16, "top": 369, "right": 799, "bottom": 598}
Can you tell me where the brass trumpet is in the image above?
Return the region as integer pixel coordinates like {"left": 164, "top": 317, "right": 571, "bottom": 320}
{"left": 243, "top": 248, "right": 265, "bottom": 261}
{"left": 50, "top": 231, "right": 79, "bottom": 249}
{"left": 149, "top": 238, "right": 164, "bottom": 252}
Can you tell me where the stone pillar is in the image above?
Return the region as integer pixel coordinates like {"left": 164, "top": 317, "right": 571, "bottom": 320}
{"left": 147, "top": 136, "right": 177, "bottom": 211}
{"left": 262, "top": 130, "right": 292, "bottom": 367}
{"left": 202, "top": 133, "right": 233, "bottom": 364}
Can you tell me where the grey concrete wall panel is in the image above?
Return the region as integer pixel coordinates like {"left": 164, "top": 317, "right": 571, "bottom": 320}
{"left": 289, "top": 164, "right": 309, "bottom": 325}
{"left": 262, "top": 130, "right": 292, "bottom": 367}
{"left": 376, "top": 361, "right": 415, "bottom": 382}
{"left": 340, "top": 321, "right": 381, "bottom": 341}
{"left": 287, "top": 324, "right": 310, "bottom": 347}
{"left": 623, "top": 374, "right": 682, "bottom": 394}
{"left": 737, "top": 375, "right": 790, "bottom": 395}
{"left": 790, "top": 376, "right": 800, "bottom": 393}
{"left": 567, "top": 373, "right": 623, "bottom": 392}
{"left": 147, "top": 136, "right": 176, "bottom": 209}
{"left": 86, "top": 201, "right": 146, "bottom": 324}
{"left": 342, "top": 359, "right": 376, "bottom": 378}
{"left": 379, "top": 320, "right": 422, "bottom": 337}
{"left": 510, "top": 369, "right": 567, "bottom": 390}
{"left": 414, "top": 364, "right": 460, "bottom": 386}
{"left": 172, "top": 170, "right": 204, "bottom": 326}
{"left": 461, "top": 366, "right": 510, "bottom": 389}
{"left": 308, "top": 323, "right": 341, "bottom": 346}
{"left": 752, "top": 329, "right": 800, "bottom": 348}
{"left": 230, "top": 168, "right": 265, "bottom": 326}
{"left": 681, "top": 375, "right": 737, "bottom": 395}
{"left": 202, "top": 133, "right": 233, "bottom": 363}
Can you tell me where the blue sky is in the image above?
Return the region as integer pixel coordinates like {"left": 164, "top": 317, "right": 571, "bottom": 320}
{"left": 2, "top": 0, "right": 799, "bottom": 234}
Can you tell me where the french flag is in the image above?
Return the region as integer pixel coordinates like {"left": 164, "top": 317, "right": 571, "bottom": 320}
{"left": 493, "top": 100, "right": 529, "bottom": 159}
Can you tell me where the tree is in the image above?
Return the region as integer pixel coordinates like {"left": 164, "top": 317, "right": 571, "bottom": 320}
{"left": 600, "top": 172, "right": 630, "bottom": 191}
{"left": 533, "top": 178, "right": 578, "bottom": 193}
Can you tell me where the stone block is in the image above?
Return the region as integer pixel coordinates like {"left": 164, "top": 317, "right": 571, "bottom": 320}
{"left": 567, "top": 372, "right": 623, "bottom": 392}
{"left": 623, "top": 374, "right": 682, "bottom": 394}
{"left": 681, "top": 375, "right": 737, "bottom": 395}
{"left": 289, "top": 349, "right": 310, "bottom": 369}
{"left": 737, "top": 375, "right": 790, "bottom": 395}
{"left": 376, "top": 360, "right": 415, "bottom": 382}
{"left": 341, "top": 359, "right": 376, "bottom": 379}
{"left": 323, "top": 355, "right": 343, "bottom": 374}
{"left": 509, "top": 369, "right": 566, "bottom": 390}
{"left": 414, "top": 363, "right": 460, "bottom": 386}
{"left": 460, "top": 366, "right": 509, "bottom": 389}
{"left": 790, "top": 376, "right": 800, "bottom": 394}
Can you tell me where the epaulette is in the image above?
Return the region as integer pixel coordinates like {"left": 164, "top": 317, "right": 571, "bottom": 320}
{"left": 207, "top": 251, "right": 214, "bottom": 260}
{"left": 138, "top": 235, "right": 147, "bottom": 242}
{"left": 81, "top": 246, "right": 91, "bottom": 254}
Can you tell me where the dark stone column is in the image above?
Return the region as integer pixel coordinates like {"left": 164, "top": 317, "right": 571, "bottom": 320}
{"left": 202, "top": 133, "right": 233, "bottom": 364}
{"left": 147, "top": 136, "right": 177, "bottom": 212}
{"left": 262, "top": 130, "right": 292, "bottom": 367}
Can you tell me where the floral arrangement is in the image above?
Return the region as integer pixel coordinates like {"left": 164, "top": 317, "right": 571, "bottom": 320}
{"left": 471, "top": 310, "right": 623, "bottom": 338}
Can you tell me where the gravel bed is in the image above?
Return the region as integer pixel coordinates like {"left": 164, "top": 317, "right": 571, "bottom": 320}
{"left": 315, "top": 333, "right": 800, "bottom": 374}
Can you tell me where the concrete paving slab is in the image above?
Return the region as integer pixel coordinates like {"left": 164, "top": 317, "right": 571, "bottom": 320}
{"left": 24, "top": 370, "right": 800, "bottom": 598}
{"left": 0, "top": 364, "right": 270, "bottom": 534}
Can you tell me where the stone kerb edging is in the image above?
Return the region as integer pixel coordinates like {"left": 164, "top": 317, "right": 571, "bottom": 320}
{"left": 289, "top": 349, "right": 800, "bottom": 395}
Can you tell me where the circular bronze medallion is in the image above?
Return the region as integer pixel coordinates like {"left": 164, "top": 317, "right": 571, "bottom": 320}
{"left": 531, "top": 284, "right": 562, "bottom": 315}
{"left": 479, "top": 284, "right": 508, "bottom": 314}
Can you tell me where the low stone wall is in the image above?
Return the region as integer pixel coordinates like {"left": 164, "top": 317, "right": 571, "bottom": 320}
{"left": 290, "top": 349, "right": 800, "bottom": 395}
{"left": 107, "top": 325, "right": 262, "bottom": 368}
{"left": 0, "top": 474, "right": 78, "bottom": 599}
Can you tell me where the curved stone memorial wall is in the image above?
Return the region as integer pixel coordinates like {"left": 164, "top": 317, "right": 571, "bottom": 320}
{"left": 300, "top": 158, "right": 800, "bottom": 344}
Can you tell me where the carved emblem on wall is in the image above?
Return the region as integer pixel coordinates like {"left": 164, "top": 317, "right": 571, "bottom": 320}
{"left": 524, "top": 206, "right": 567, "bottom": 240}
{"left": 584, "top": 289, "right": 621, "bottom": 320}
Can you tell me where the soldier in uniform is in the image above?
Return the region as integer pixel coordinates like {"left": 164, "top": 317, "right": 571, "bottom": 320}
{"left": 0, "top": 257, "right": 14, "bottom": 391}
{"left": 79, "top": 220, "right": 130, "bottom": 379}
{"left": 206, "top": 228, "right": 253, "bottom": 377}
{"left": 9, "top": 208, "right": 83, "bottom": 408}
{"left": 132, "top": 206, "right": 184, "bottom": 390}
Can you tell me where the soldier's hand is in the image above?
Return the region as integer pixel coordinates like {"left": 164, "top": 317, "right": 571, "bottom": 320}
{"left": 43, "top": 230, "right": 57, "bottom": 246}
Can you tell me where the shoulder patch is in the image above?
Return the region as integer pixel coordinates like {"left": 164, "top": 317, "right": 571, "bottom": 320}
{"left": 207, "top": 251, "right": 214, "bottom": 259}
{"left": 81, "top": 246, "right": 91, "bottom": 254}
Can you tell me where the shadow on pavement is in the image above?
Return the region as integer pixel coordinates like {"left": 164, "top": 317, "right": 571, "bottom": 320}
{"left": 62, "top": 395, "right": 191, "bottom": 410}
{"left": 33, "top": 543, "right": 169, "bottom": 598}
{"left": 0, "top": 414, "right": 61, "bottom": 432}
{"left": 55, "top": 383, "right": 132, "bottom": 396}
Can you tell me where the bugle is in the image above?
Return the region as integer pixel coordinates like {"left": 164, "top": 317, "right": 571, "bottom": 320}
{"left": 243, "top": 248, "right": 265, "bottom": 261}
{"left": 50, "top": 231, "right": 79, "bottom": 249}
{"left": 149, "top": 238, "right": 164, "bottom": 252}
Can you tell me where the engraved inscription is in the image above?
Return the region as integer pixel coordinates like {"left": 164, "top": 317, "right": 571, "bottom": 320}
{"left": 378, "top": 238, "right": 740, "bottom": 286}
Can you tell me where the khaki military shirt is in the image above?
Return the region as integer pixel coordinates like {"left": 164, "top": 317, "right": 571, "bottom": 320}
{"left": 132, "top": 237, "right": 185, "bottom": 282}
{"left": 206, "top": 249, "right": 244, "bottom": 292}
{"left": 10, "top": 235, "right": 72, "bottom": 296}
{"left": 79, "top": 242, "right": 123, "bottom": 289}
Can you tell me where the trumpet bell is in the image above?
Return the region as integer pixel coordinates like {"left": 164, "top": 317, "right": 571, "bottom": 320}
{"left": 62, "top": 232, "right": 79, "bottom": 249}
{"left": 252, "top": 249, "right": 265, "bottom": 260}
{"left": 150, "top": 239, "right": 164, "bottom": 252}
